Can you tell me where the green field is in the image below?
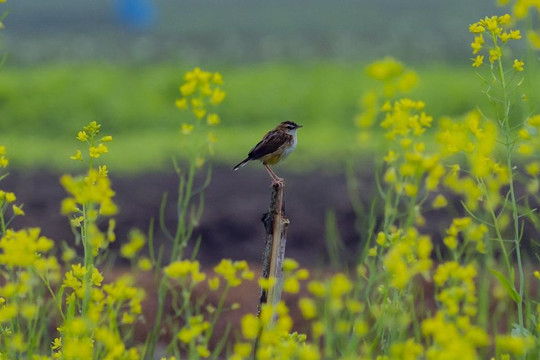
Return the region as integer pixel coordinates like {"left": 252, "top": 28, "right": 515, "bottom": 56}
{"left": 4, "top": 61, "right": 533, "bottom": 173}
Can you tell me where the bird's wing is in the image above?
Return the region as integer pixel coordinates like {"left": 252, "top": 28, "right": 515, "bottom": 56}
{"left": 247, "top": 130, "right": 290, "bottom": 160}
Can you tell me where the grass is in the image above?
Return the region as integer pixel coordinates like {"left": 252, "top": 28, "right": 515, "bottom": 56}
{"left": 2, "top": 61, "right": 538, "bottom": 173}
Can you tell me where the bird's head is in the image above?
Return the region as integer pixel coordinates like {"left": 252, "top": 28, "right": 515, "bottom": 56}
{"left": 276, "top": 121, "right": 303, "bottom": 134}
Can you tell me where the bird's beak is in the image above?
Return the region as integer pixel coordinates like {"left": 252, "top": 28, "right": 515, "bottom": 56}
{"left": 296, "top": 124, "right": 303, "bottom": 128}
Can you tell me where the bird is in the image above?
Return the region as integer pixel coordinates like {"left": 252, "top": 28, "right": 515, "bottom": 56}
{"left": 233, "top": 121, "right": 302, "bottom": 186}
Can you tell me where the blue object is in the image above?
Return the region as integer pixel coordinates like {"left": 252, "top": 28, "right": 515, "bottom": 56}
{"left": 114, "top": 0, "right": 156, "bottom": 31}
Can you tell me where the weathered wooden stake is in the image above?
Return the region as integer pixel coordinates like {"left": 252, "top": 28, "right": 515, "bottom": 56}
{"left": 257, "top": 182, "right": 289, "bottom": 316}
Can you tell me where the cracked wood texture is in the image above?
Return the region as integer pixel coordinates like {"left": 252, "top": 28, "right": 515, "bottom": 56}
{"left": 257, "top": 182, "right": 290, "bottom": 316}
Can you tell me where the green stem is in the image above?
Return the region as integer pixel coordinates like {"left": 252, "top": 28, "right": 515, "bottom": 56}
{"left": 0, "top": 204, "right": 6, "bottom": 235}
{"left": 145, "top": 160, "right": 198, "bottom": 359}
{"left": 495, "top": 40, "right": 525, "bottom": 328}
{"left": 81, "top": 204, "right": 94, "bottom": 316}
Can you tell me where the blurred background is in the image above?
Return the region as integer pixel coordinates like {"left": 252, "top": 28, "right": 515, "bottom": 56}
{"left": 0, "top": 0, "right": 508, "bottom": 265}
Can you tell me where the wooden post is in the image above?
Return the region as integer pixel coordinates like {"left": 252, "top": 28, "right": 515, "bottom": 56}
{"left": 258, "top": 182, "right": 289, "bottom": 316}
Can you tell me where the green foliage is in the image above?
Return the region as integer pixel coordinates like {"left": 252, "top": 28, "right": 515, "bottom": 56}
{"left": 5, "top": 62, "right": 540, "bottom": 172}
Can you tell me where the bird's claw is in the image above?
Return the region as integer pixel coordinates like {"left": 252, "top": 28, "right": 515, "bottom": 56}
{"left": 270, "top": 177, "right": 285, "bottom": 188}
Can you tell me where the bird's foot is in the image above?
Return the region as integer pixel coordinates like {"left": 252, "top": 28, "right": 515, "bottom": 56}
{"left": 270, "top": 176, "right": 285, "bottom": 188}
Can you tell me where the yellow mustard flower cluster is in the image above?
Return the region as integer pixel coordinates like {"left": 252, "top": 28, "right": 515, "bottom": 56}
{"left": 0, "top": 228, "right": 55, "bottom": 267}
{"left": 0, "top": 145, "right": 8, "bottom": 168}
{"left": 381, "top": 99, "right": 444, "bottom": 205}
{"left": 213, "top": 259, "right": 254, "bottom": 287}
{"left": 497, "top": 0, "right": 540, "bottom": 49}
{"left": 443, "top": 217, "right": 487, "bottom": 254}
{"left": 231, "top": 302, "right": 319, "bottom": 360}
{"left": 120, "top": 229, "right": 146, "bottom": 259}
{"left": 70, "top": 121, "right": 113, "bottom": 162}
{"left": 62, "top": 122, "right": 117, "bottom": 228}
{"left": 376, "top": 228, "right": 433, "bottom": 289}
{"left": 54, "top": 316, "right": 140, "bottom": 359}
{"left": 176, "top": 315, "right": 212, "bottom": 358}
{"left": 176, "top": 67, "right": 225, "bottom": 123}
{"left": 518, "top": 114, "right": 540, "bottom": 193}
{"left": 54, "top": 274, "right": 144, "bottom": 359}
{"left": 0, "top": 147, "right": 26, "bottom": 229}
{"left": 365, "top": 57, "right": 419, "bottom": 98}
{"left": 469, "top": 14, "right": 523, "bottom": 68}
{"left": 438, "top": 111, "right": 510, "bottom": 212}
{"left": 162, "top": 259, "right": 255, "bottom": 359}
{"left": 61, "top": 170, "right": 117, "bottom": 218}
{"left": 355, "top": 58, "right": 418, "bottom": 144}
{"left": 281, "top": 258, "right": 309, "bottom": 294}
{"left": 164, "top": 259, "right": 206, "bottom": 284}
{"left": 175, "top": 67, "right": 225, "bottom": 164}
{"left": 422, "top": 262, "right": 489, "bottom": 358}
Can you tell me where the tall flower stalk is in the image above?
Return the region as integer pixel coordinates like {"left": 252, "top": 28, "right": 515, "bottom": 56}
{"left": 469, "top": 14, "right": 527, "bottom": 329}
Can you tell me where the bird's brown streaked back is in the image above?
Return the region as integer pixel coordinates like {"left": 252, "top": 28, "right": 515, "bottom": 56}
{"left": 232, "top": 121, "right": 302, "bottom": 185}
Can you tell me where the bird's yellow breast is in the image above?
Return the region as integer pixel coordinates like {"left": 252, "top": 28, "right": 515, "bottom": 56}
{"left": 261, "top": 153, "right": 282, "bottom": 165}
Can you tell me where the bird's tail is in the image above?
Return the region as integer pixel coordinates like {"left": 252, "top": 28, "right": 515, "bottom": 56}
{"left": 233, "top": 158, "right": 250, "bottom": 171}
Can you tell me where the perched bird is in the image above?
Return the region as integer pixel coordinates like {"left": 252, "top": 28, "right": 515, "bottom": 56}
{"left": 233, "top": 121, "right": 303, "bottom": 185}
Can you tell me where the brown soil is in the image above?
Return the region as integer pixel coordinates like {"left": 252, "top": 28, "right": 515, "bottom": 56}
{"left": 4, "top": 165, "right": 361, "bottom": 267}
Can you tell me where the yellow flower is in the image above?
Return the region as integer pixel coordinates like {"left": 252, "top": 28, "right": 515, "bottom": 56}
{"left": 471, "top": 35, "right": 484, "bottom": 54}
{"left": 12, "top": 204, "right": 25, "bottom": 216}
{"left": 241, "top": 314, "right": 259, "bottom": 339}
{"left": 180, "top": 81, "right": 197, "bottom": 96}
{"left": 376, "top": 231, "right": 387, "bottom": 246}
{"left": 137, "top": 257, "right": 153, "bottom": 271}
{"left": 432, "top": 194, "right": 448, "bottom": 209}
{"left": 164, "top": 260, "right": 192, "bottom": 278}
{"left": 212, "top": 72, "right": 223, "bottom": 84}
{"left": 489, "top": 47, "right": 502, "bottom": 63}
{"left": 472, "top": 55, "right": 484, "bottom": 68}
{"left": 89, "top": 143, "right": 108, "bottom": 158}
{"left": 98, "top": 165, "right": 108, "bottom": 177}
{"left": 283, "top": 277, "right": 300, "bottom": 293}
{"left": 526, "top": 162, "right": 540, "bottom": 176}
{"left": 5, "top": 192, "right": 16, "bottom": 203}
{"left": 330, "top": 273, "right": 352, "bottom": 298}
{"left": 181, "top": 123, "right": 194, "bottom": 135}
{"left": 214, "top": 259, "right": 248, "bottom": 287}
{"left": 208, "top": 277, "right": 220, "bottom": 290}
{"left": 496, "top": 335, "right": 535, "bottom": 355}
{"left": 307, "top": 281, "right": 326, "bottom": 297}
{"left": 193, "top": 108, "right": 207, "bottom": 119}
{"left": 258, "top": 276, "right": 276, "bottom": 290}
{"left": 196, "top": 346, "right": 210, "bottom": 358}
{"left": 120, "top": 229, "right": 146, "bottom": 259}
{"left": 404, "top": 183, "right": 418, "bottom": 197}
{"left": 0, "top": 303, "right": 18, "bottom": 322}
{"left": 513, "top": 59, "right": 524, "bottom": 71}
{"left": 0, "top": 228, "right": 54, "bottom": 267}
{"left": 518, "top": 144, "right": 533, "bottom": 155}
{"left": 175, "top": 98, "right": 188, "bottom": 110}
{"left": 206, "top": 113, "right": 220, "bottom": 126}
{"left": 366, "top": 57, "right": 404, "bottom": 81}
{"left": 210, "top": 88, "right": 226, "bottom": 105}
{"left": 298, "top": 297, "right": 317, "bottom": 319}
{"left": 528, "top": 30, "right": 540, "bottom": 49}
{"left": 51, "top": 337, "right": 62, "bottom": 350}
{"left": 283, "top": 258, "right": 299, "bottom": 272}
{"left": 70, "top": 150, "right": 83, "bottom": 161}
{"left": 76, "top": 131, "right": 89, "bottom": 142}
{"left": 469, "top": 23, "right": 485, "bottom": 33}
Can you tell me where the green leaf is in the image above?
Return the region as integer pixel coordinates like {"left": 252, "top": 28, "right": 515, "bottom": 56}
{"left": 490, "top": 269, "right": 520, "bottom": 303}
